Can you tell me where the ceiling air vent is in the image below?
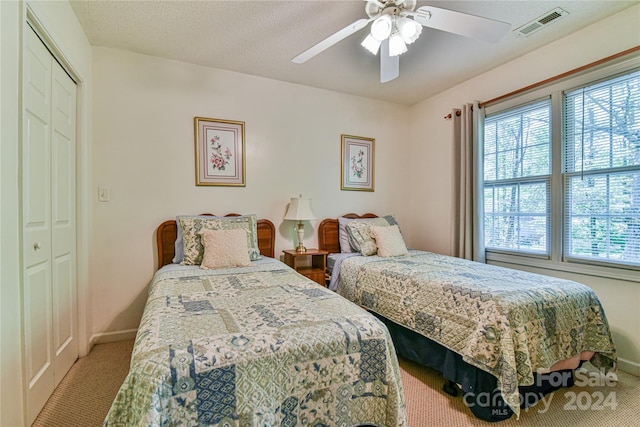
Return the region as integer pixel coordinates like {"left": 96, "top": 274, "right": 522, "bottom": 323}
{"left": 514, "top": 7, "right": 569, "bottom": 37}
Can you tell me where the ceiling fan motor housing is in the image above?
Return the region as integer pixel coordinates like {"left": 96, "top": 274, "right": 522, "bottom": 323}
{"left": 365, "top": 0, "right": 417, "bottom": 19}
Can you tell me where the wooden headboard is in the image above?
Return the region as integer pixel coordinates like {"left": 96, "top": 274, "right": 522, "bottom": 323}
{"left": 156, "top": 214, "right": 276, "bottom": 269}
{"left": 317, "top": 213, "right": 378, "bottom": 253}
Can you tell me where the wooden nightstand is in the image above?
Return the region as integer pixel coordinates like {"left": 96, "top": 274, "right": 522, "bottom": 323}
{"left": 283, "top": 249, "right": 328, "bottom": 286}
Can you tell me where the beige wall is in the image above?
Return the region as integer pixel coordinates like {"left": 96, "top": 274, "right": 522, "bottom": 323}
{"left": 84, "top": 2, "right": 640, "bottom": 375}
{"left": 0, "top": 1, "right": 92, "bottom": 425}
{"left": 408, "top": 5, "right": 640, "bottom": 375}
{"left": 90, "top": 48, "right": 412, "bottom": 340}
{"left": 1, "top": 3, "right": 22, "bottom": 425}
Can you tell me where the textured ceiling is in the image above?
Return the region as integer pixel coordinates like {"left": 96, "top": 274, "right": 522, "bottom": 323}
{"left": 69, "top": 0, "right": 639, "bottom": 105}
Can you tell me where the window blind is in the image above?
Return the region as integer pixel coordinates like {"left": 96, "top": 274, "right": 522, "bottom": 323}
{"left": 484, "top": 99, "right": 551, "bottom": 254}
{"left": 563, "top": 71, "right": 640, "bottom": 267}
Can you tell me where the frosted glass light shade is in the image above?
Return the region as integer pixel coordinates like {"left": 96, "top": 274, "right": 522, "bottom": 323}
{"left": 371, "top": 15, "right": 393, "bottom": 41}
{"left": 397, "top": 17, "right": 422, "bottom": 44}
{"left": 388, "top": 33, "right": 407, "bottom": 56}
{"left": 361, "top": 34, "right": 382, "bottom": 55}
{"left": 364, "top": 15, "right": 420, "bottom": 57}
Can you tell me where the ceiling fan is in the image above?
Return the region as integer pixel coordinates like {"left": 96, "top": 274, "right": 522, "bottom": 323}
{"left": 292, "top": 0, "right": 511, "bottom": 83}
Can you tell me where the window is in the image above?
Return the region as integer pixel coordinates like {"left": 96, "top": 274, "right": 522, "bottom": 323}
{"left": 484, "top": 100, "right": 551, "bottom": 255}
{"left": 482, "top": 68, "right": 640, "bottom": 270}
{"left": 564, "top": 72, "right": 640, "bottom": 266}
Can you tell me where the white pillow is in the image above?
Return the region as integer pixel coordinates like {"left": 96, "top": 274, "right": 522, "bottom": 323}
{"left": 370, "top": 225, "right": 408, "bottom": 257}
{"left": 199, "top": 228, "right": 252, "bottom": 269}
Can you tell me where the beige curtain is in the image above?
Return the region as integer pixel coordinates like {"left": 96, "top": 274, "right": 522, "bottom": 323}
{"left": 450, "top": 102, "right": 485, "bottom": 262}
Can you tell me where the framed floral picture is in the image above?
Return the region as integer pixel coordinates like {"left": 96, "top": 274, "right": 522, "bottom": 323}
{"left": 341, "top": 134, "right": 375, "bottom": 191}
{"left": 194, "top": 117, "right": 246, "bottom": 186}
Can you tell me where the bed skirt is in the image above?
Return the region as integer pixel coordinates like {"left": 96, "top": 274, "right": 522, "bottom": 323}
{"left": 373, "top": 312, "right": 578, "bottom": 422}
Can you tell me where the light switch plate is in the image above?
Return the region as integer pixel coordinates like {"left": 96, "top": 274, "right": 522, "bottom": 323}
{"left": 98, "top": 186, "right": 110, "bottom": 202}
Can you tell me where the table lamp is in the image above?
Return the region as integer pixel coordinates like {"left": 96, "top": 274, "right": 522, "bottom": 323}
{"left": 284, "top": 194, "right": 316, "bottom": 252}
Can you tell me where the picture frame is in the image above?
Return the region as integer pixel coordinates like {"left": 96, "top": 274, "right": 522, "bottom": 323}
{"left": 194, "top": 117, "right": 246, "bottom": 186}
{"left": 341, "top": 134, "right": 375, "bottom": 191}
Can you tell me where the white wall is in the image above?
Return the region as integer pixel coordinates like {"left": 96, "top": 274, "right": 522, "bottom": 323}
{"left": 409, "top": 5, "right": 640, "bottom": 374}
{"left": 90, "top": 48, "right": 412, "bottom": 340}
{"left": 0, "top": 1, "right": 92, "bottom": 425}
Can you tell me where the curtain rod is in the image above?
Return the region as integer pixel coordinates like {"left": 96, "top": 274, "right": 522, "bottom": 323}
{"left": 444, "top": 105, "right": 475, "bottom": 119}
{"left": 479, "top": 46, "right": 640, "bottom": 108}
{"left": 444, "top": 110, "right": 461, "bottom": 120}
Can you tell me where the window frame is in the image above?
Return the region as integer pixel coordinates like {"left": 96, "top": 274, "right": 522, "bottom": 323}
{"left": 481, "top": 54, "right": 640, "bottom": 283}
{"left": 483, "top": 97, "right": 553, "bottom": 257}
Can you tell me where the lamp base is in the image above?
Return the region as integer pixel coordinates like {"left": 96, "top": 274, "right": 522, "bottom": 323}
{"left": 296, "top": 221, "right": 306, "bottom": 252}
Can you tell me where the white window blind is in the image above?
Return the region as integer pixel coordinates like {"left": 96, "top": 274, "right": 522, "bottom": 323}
{"left": 564, "top": 71, "right": 640, "bottom": 267}
{"left": 483, "top": 99, "right": 551, "bottom": 254}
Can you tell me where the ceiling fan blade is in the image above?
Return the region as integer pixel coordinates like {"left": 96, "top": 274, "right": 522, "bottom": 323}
{"left": 380, "top": 39, "right": 399, "bottom": 83}
{"left": 292, "top": 18, "right": 372, "bottom": 64}
{"left": 413, "top": 6, "right": 511, "bottom": 43}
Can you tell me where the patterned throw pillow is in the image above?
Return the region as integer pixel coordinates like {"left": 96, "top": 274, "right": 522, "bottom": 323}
{"left": 173, "top": 214, "right": 219, "bottom": 263}
{"left": 199, "top": 229, "right": 252, "bottom": 269}
{"left": 371, "top": 224, "right": 408, "bottom": 257}
{"left": 346, "top": 217, "right": 392, "bottom": 256}
{"left": 178, "top": 215, "right": 261, "bottom": 265}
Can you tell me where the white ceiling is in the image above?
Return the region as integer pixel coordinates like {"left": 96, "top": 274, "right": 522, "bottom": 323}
{"left": 69, "top": 0, "right": 639, "bottom": 106}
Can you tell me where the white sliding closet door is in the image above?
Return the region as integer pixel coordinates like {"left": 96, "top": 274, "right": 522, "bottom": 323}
{"left": 22, "top": 25, "right": 78, "bottom": 425}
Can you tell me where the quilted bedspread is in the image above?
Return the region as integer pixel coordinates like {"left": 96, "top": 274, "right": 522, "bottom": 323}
{"left": 104, "top": 259, "right": 407, "bottom": 427}
{"left": 335, "top": 251, "right": 617, "bottom": 418}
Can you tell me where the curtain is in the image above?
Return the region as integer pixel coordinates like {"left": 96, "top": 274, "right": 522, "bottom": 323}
{"left": 450, "top": 102, "right": 485, "bottom": 262}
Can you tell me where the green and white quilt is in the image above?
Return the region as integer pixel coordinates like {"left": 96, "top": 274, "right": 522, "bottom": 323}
{"left": 104, "top": 259, "right": 407, "bottom": 427}
{"left": 335, "top": 251, "right": 617, "bottom": 418}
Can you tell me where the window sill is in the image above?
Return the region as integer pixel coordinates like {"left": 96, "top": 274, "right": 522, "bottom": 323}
{"left": 486, "top": 251, "right": 640, "bottom": 284}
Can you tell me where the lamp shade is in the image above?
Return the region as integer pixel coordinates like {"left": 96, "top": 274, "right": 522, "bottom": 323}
{"left": 284, "top": 196, "right": 316, "bottom": 221}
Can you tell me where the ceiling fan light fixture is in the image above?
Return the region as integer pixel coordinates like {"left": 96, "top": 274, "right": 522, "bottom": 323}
{"left": 371, "top": 14, "right": 393, "bottom": 40}
{"left": 388, "top": 32, "right": 407, "bottom": 56}
{"left": 397, "top": 17, "right": 422, "bottom": 44}
{"left": 361, "top": 34, "right": 382, "bottom": 55}
{"left": 293, "top": 0, "right": 512, "bottom": 83}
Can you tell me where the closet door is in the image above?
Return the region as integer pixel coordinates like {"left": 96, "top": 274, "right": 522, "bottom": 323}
{"left": 22, "top": 26, "right": 77, "bottom": 425}
{"left": 50, "top": 40, "right": 78, "bottom": 389}
{"left": 23, "top": 26, "right": 54, "bottom": 424}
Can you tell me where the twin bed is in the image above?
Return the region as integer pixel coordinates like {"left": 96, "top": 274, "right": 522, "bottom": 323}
{"left": 105, "top": 212, "right": 616, "bottom": 425}
{"left": 105, "top": 215, "right": 407, "bottom": 427}
{"left": 318, "top": 213, "right": 617, "bottom": 421}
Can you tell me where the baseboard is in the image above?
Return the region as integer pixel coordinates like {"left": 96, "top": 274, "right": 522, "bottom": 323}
{"left": 618, "top": 357, "right": 640, "bottom": 377}
{"left": 89, "top": 329, "right": 138, "bottom": 347}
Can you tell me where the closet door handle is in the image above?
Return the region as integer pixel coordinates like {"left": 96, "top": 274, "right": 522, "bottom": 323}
{"left": 34, "top": 242, "right": 41, "bottom": 251}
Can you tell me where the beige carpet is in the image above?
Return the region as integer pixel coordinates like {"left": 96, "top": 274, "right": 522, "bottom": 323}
{"left": 34, "top": 340, "right": 639, "bottom": 426}
{"left": 400, "top": 357, "right": 639, "bottom": 427}
{"left": 33, "top": 340, "right": 134, "bottom": 427}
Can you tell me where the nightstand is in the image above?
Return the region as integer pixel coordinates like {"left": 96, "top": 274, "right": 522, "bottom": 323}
{"left": 283, "top": 249, "right": 328, "bottom": 286}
